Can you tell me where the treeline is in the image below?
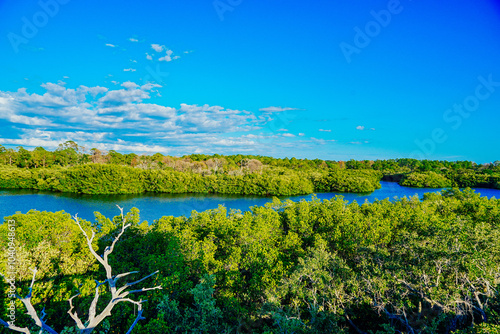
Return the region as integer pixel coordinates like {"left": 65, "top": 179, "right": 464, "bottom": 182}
{"left": 0, "top": 164, "right": 383, "bottom": 196}
{"left": 400, "top": 170, "right": 500, "bottom": 189}
{"left": 1, "top": 189, "right": 499, "bottom": 333}
{"left": 1, "top": 142, "right": 499, "bottom": 192}
{"left": 3, "top": 142, "right": 499, "bottom": 174}
{"left": 0, "top": 141, "right": 336, "bottom": 171}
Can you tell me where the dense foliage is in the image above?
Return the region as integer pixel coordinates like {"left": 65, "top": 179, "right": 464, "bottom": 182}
{"left": 1, "top": 189, "right": 499, "bottom": 333}
{"left": 400, "top": 171, "right": 453, "bottom": 188}
{"left": 0, "top": 164, "right": 316, "bottom": 196}
{"left": 1, "top": 143, "right": 499, "bottom": 195}
{"left": 312, "top": 169, "right": 383, "bottom": 193}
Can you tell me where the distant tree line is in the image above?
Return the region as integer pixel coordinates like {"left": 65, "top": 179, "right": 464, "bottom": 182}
{"left": 0, "top": 142, "right": 499, "bottom": 194}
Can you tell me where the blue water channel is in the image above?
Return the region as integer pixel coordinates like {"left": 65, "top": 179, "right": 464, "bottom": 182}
{"left": 1, "top": 181, "right": 499, "bottom": 223}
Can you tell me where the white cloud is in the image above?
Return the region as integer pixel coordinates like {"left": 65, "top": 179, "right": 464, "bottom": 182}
{"left": 121, "top": 81, "right": 140, "bottom": 90}
{"left": 151, "top": 44, "right": 165, "bottom": 52}
{"left": 105, "top": 43, "right": 117, "bottom": 48}
{"left": 146, "top": 53, "right": 153, "bottom": 60}
{"left": 259, "top": 106, "right": 299, "bottom": 113}
{"left": 356, "top": 125, "right": 365, "bottom": 130}
{"left": 310, "top": 137, "right": 336, "bottom": 145}
{"left": 98, "top": 84, "right": 156, "bottom": 107}
{"left": 11, "top": 115, "right": 52, "bottom": 126}
{"left": 319, "top": 129, "right": 331, "bottom": 132}
{"left": 141, "top": 83, "right": 162, "bottom": 91}
{"left": 0, "top": 137, "right": 61, "bottom": 149}
{"left": 159, "top": 50, "right": 177, "bottom": 62}
{"left": 176, "top": 103, "right": 259, "bottom": 133}
{"left": 123, "top": 68, "right": 136, "bottom": 72}
{"left": 0, "top": 82, "right": 307, "bottom": 156}
{"left": 129, "top": 38, "right": 139, "bottom": 42}
{"left": 298, "top": 133, "right": 305, "bottom": 136}
{"left": 159, "top": 55, "right": 172, "bottom": 62}
{"left": 277, "top": 128, "right": 288, "bottom": 132}
{"left": 83, "top": 86, "right": 109, "bottom": 97}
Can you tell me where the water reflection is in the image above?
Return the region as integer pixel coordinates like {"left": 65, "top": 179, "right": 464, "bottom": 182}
{"left": 1, "top": 182, "right": 499, "bottom": 223}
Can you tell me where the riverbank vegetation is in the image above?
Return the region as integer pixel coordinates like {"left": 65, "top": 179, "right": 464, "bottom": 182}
{"left": 0, "top": 142, "right": 499, "bottom": 195}
{"left": 1, "top": 189, "right": 499, "bottom": 333}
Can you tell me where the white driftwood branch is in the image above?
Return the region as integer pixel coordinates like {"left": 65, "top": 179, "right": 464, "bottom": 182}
{"left": 68, "top": 208, "right": 162, "bottom": 333}
{"left": 0, "top": 269, "right": 58, "bottom": 334}
{"left": 1, "top": 207, "right": 162, "bottom": 334}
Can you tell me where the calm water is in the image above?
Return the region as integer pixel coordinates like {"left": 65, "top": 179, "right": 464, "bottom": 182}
{"left": 1, "top": 182, "right": 499, "bottom": 223}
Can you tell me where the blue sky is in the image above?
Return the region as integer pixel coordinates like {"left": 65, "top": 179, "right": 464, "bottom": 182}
{"left": 1, "top": 0, "right": 500, "bottom": 162}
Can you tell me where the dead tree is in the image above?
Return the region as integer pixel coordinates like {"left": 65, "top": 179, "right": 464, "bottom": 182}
{"left": 1, "top": 206, "right": 162, "bottom": 333}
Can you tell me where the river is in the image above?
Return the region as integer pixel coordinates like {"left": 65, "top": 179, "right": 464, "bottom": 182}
{"left": 1, "top": 181, "right": 499, "bottom": 223}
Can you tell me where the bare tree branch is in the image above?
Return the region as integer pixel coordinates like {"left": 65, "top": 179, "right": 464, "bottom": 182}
{"left": 125, "top": 302, "right": 145, "bottom": 334}
{"left": 1, "top": 208, "right": 162, "bottom": 334}
{"left": 116, "top": 270, "right": 160, "bottom": 295}
{"left": 68, "top": 293, "right": 86, "bottom": 330}
{"left": 396, "top": 278, "right": 446, "bottom": 311}
{"left": 73, "top": 214, "right": 107, "bottom": 271}
{"left": 67, "top": 208, "right": 161, "bottom": 333}
{"left": 0, "top": 269, "right": 59, "bottom": 334}
{"left": 0, "top": 319, "right": 31, "bottom": 334}
{"left": 88, "top": 280, "right": 107, "bottom": 326}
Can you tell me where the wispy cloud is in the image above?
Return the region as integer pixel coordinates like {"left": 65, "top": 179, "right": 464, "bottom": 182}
{"left": 151, "top": 44, "right": 165, "bottom": 52}
{"left": 356, "top": 126, "right": 375, "bottom": 131}
{"left": 310, "top": 137, "right": 336, "bottom": 145}
{"left": 159, "top": 50, "right": 180, "bottom": 62}
{"left": 123, "top": 68, "right": 136, "bottom": 72}
{"left": 105, "top": 43, "right": 117, "bottom": 48}
{"left": 319, "top": 129, "right": 331, "bottom": 132}
{"left": 129, "top": 38, "right": 139, "bottom": 42}
{"left": 259, "top": 106, "right": 299, "bottom": 113}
